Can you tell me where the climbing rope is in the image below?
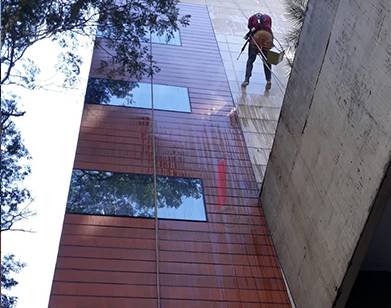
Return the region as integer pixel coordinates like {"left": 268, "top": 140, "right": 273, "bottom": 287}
{"left": 149, "top": 30, "right": 161, "bottom": 308}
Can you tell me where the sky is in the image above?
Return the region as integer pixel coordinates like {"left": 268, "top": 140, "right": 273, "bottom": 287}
{"left": 1, "top": 35, "right": 94, "bottom": 307}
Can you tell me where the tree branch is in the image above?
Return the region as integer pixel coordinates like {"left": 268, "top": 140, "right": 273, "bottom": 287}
{"left": 1, "top": 201, "right": 35, "bottom": 233}
{"left": 5, "top": 228, "right": 35, "bottom": 233}
{"left": 1, "top": 42, "right": 15, "bottom": 85}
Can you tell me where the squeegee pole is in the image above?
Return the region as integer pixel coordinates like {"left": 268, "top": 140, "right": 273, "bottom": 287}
{"left": 236, "top": 38, "right": 250, "bottom": 60}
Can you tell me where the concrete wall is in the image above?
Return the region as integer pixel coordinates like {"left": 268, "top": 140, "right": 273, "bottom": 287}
{"left": 260, "top": 0, "right": 391, "bottom": 307}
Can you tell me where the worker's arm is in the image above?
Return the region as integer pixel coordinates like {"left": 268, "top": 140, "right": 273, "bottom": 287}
{"left": 244, "top": 29, "right": 255, "bottom": 39}
{"left": 247, "top": 15, "right": 254, "bottom": 29}
{"left": 244, "top": 14, "right": 260, "bottom": 39}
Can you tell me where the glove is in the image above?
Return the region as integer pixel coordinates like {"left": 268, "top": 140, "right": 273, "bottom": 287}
{"left": 244, "top": 27, "right": 256, "bottom": 40}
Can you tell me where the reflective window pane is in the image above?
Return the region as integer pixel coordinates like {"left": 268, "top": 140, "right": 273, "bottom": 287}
{"left": 66, "top": 170, "right": 206, "bottom": 221}
{"left": 85, "top": 78, "right": 191, "bottom": 112}
{"left": 153, "top": 84, "right": 191, "bottom": 112}
{"left": 157, "top": 176, "right": 206, "bottom": 221}
{"left": 84, "top": 78, "right": 142, "bottom": 106}
{"left": 66, "top": 170, "right": 154, "bottom": 218}
{"left": 107, "top": 82, "right": 152, "bottom": 109}
{"left": 96, "top": 26, "right": 181, "bottom": 46}
{"left": 149, "top": 29, "right": 181, "bottom": 45}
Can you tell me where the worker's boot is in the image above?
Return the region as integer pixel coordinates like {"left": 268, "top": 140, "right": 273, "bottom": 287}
{"left": 241, "top": 80, "right": 249, "bottom": 87}
{"left": 265, "top": 80, "right": 272, "bottom": 90}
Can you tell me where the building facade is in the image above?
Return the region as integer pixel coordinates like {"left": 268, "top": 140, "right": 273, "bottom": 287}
{"left": 49, "top": 4, "right": 291, "bottom": 307}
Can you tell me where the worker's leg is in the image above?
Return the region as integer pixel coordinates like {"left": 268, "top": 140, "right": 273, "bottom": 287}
{"left": 263, "top": 62, "right": 272, "bottom": 81}
{"left": 262, "top": 48, "right": 272, "bottom": 89}
{"left": 242, "top": 45, "right": 257, "bottom": 86}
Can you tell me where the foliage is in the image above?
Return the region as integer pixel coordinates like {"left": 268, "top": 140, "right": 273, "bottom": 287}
{"left": 284, "top": 0, "right": 308, "bottom": 50}
{"left": 66, "top": 169, "right": 203, "bottom": 217}
{"left": 0, "top": 94, "right": 33, "bottom": 306}
{"left": 0, "top": 96, "right": 33, "bottom": 232}
{"left": 1, "top": 0, "right": 190, "bottom": 227}
{"left": 1, "top": 255, "right": 25, "bottom": 308}
{"left": 1, "top": 0, "right": 190, "bottom": 88}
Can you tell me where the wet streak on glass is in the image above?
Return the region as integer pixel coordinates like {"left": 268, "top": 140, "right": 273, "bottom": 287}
{"left": 85, "top": 77, "right": 191, "bottom": 112}
{"left": 66, "top": 169, "right": 206, "bottom": 221}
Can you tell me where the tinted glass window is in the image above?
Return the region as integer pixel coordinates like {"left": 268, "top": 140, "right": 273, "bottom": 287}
{"left": 149, "top": 29, "right": 181, "bottom": 45}
{"left": 157, "top": 176, "right": 206, "bottom": 221}
{"left": 66, "top": 170, "right": 206, "bottom": 221}
{"left": 85, "top": 78, "right": 191, "bottom": 112}
{"left": 153, "top": 83, "right": 190, "bottom": 112}
{"left": 96, "top": 26, "right": 181, "bottom": 46}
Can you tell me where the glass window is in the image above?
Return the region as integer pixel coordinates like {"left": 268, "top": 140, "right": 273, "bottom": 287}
{"left": 152, "top": 83, "right": 190, "bottom": 112}
{"left": 148, "top": 29, "right": 181, "bottom": 46}
{"left": 85, "top": 77, "right": 191, "bottom": 112}
{"left": 96, "top": 26, "right": 181, "bottom": 46}
{"left": 157, "top": 176, "right": 206, "bottom": 221}
{"left": 66, "top": 169, "right": 206, "bottom": 221}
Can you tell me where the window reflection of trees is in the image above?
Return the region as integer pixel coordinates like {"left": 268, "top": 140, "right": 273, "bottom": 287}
{"left": 85, "top": 77, "right": 139, "bottom": 105}
{"left": 157, "top": 176, "right": 202, "bottom": 209}
{"left": 66, "top": 169, "right": 203, "bottom": 219}
{"left": 67, "top": 170, "right": 154, "bottom": 217}
{"left": 96, "top": 24, "right": 180, "bottom": 46}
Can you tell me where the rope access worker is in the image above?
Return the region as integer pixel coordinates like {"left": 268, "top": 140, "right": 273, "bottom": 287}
{"left": 241, "top": 13, "right": 273, "bottom": 90}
